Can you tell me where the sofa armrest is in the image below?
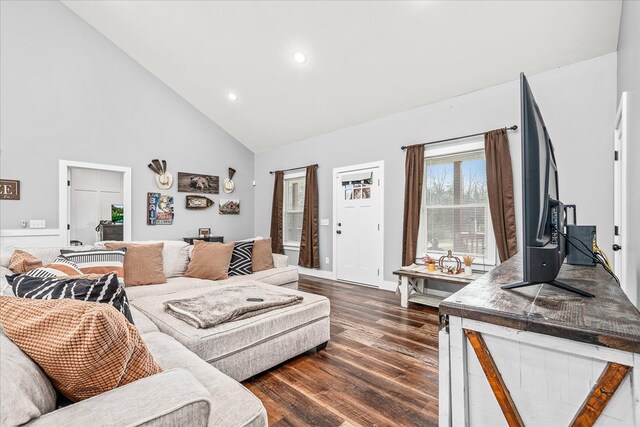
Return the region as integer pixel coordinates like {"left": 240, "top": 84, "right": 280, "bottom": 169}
{"left": 272, "top": 253, "right": 289, "bottom": 268}
{"left": 27, "top": 369, "right": 211, "bottom": 427}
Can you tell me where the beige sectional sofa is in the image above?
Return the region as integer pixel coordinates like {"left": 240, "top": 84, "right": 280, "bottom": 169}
{"left": 0, "top": 240, "right": 331, "bottom": 426}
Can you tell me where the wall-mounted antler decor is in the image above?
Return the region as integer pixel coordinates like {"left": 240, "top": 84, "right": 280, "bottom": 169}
{"left": 148, "top": 159, "right": 173, "bottom": 190}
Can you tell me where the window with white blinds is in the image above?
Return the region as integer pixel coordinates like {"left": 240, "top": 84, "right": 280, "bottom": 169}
{"left": 283, "top": 174, "right": 305, "bottom": 247}
{"left": 417, "top": 147, "right": 496, "bottom": 266}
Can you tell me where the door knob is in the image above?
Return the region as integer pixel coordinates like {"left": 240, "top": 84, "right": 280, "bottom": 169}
{"left": 336, "top": 230, "right": 342, "bottom": 234}
{"left": 612, "top": 244, "right": 622, "bottom": 252}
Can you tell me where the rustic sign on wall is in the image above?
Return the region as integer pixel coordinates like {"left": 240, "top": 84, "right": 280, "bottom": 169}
{"left": 0, "top": 180, "right": 20, "bottom": 200}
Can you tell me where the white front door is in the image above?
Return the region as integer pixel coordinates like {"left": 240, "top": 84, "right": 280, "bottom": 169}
{"left": 69, "top": 168, "right": 123, "bottom": 245}
{"left": 614, "top": 92, "right": 632, "bottom": 305}
{"left": 335, "top": 165, "right": 383, "bottom": 287}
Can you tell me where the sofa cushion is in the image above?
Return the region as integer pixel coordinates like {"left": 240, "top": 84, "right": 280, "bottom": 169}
{"left": 1, "top": 332, "right": 57, "bottom": 426}
{"left": 219, "top": 266, "right": 298, "bottom": 287}
{"left": 228, "top": 240, "right": 253, "bottom": 276}
{"left": 124, "top": 276, "right": 217, "bottom": 301}
{"left": 8, "top": 272, "right": 134, "bottom": 324}
{"left": 130, "top": 306, "right": 159, "bottom": 334}
{"left": 142, "top": 331, "right": 267, "bottom": 427}
{"left": 28, "top": 257, "right": 84, "bottom": 278}
{"left": 106, "top": 242, "right": 167, "bottom": 286}
{"left": 185, "top": 241, "right": 234, "bottom": 281}
{"left": 0, "top": 297, "right": 162, "bottom": 402}
{"left": 251, "top": 239, "right": 274, "bottom": 272}
{"left": 132, "top": 281, "right": 330, "bottom": 365}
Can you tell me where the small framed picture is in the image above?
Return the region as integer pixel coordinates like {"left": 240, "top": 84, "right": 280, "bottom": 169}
{"left": 198, "top": 228, "right": 211, "bottom": 238}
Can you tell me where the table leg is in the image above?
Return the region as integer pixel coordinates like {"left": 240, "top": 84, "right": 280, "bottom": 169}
{"left": 400, "top": 276, "right": 409, "bottom": 308}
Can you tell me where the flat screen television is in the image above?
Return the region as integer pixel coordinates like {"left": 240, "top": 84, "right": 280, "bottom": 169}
{"left": 501, "top": 73, "right": 593, "bottom": 297}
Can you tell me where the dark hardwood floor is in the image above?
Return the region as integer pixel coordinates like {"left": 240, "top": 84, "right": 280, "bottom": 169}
{"left": 243, "top": 275, "right": 440, "bottom": 427}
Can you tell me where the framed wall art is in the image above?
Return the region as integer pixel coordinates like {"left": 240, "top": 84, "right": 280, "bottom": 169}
{"left": 219, "top": 199, "right": 240, "bottom": 215}
{"left": 177, "top": 172, "right": 219, "bottom": 194}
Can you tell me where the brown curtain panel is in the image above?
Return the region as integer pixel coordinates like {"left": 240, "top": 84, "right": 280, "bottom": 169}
{"left": 270, "top": 171, "right": 285, "bottom": 254}
{"left": 485, "top": 129, "right": 517, "bottom": 262}
{"left": 298, "top": 165, "right": 320, "bottom": 268}
{"left": 402, "top": 144, "right": 425, "bottom": 266}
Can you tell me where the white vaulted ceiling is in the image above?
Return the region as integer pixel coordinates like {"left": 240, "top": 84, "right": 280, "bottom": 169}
{"left": 61, "top": 1, "right": 621, "bottom": 153}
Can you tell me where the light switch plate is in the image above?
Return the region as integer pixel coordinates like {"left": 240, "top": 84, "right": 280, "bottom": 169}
{"left": 29, "top": 220, "right": 46, "bottom": 229}
{"left": 320, "top": 219, "right": 330, "bottom": 226}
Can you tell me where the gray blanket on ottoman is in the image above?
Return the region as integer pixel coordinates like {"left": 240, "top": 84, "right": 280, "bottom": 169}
{"left": 163, "top": 284, "right": 303, "bottom": 328}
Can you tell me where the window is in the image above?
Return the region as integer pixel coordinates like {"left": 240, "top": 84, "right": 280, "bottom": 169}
{"left": 417, "top": 143, "right": 496, "bottom": 266}
{"left": 283, "top": 173, "right": 305, "bottom": 248}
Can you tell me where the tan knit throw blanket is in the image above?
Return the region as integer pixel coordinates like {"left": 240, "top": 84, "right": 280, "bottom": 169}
{"left": 163, "top": 284, "right": 303, "bottom": 328}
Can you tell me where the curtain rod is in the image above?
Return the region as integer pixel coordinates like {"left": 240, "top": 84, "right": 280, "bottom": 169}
{"left": 269, "top": 163, "right": 318, "bottom": 175}
{"left": 400, "top": 125, "right": 518, "bottom": 150}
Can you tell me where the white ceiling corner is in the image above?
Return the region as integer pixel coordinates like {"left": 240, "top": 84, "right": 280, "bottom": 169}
{"left": 61, "top": 0, "right": 622, "bottom": 153}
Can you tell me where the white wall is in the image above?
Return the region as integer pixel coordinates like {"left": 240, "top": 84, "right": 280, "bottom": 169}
{"left": 0, "top": 0, "right": 255, "bottom": 245}
{"left": 617, "top": 0, "right": 640, "bottom": 303}
{"left": 254, "top": 53, "right": 618, "bottom": 284}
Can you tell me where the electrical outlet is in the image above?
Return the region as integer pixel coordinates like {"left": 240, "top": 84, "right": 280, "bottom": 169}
{"left": 325, "top": 257, "right": 330, "bottom": 265}
{"left": 20, "top": 220, "right": 27, "bottom": 228}
{"left": 29, "top": 220, "right": 46, "bottom": 229}
{"left": 320, "top": 219, "right": 330, "bottom": 226}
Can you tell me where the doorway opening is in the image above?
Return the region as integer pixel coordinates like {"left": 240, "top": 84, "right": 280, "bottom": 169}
{"left": 59, "top": 160, "right": 132, "bottom": 246}
{"left": 333, "top": 161, "right": 384, "bottom": 288}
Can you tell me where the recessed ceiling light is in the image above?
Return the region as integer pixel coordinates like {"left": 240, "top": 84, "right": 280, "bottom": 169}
{"left": 228, "top": 92, "right": 238, "bottom": 101}
{"left": 293, "top": 51, "right": 307, "bottom": 64}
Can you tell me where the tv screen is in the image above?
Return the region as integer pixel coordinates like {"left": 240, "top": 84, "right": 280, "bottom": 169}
{"left": 502, "top": 73, "right": 593, "bottom": 297}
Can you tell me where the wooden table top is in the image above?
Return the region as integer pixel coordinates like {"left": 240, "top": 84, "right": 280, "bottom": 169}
{"left": 393, "top": 268, "right": 483, "bottom": 286}
{"left": 439, "top": 254, "right": 640, "bottom": 353}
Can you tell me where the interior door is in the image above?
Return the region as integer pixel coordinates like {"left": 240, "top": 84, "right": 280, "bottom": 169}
{"left": 69, "top": 168, "right": 123, "bottom": 245}
{"left": 335, "top": 167, "right": 382, "bottom": 287}
{"left": 613, "top": 93, "right": 632, "bottom": 304}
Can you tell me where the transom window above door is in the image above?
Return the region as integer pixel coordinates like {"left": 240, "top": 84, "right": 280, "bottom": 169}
{"left": 283, "top": 173, "right": 305, "bottom": 248}
{"left": 417, "top": 143, "right": 496, "bottom": 266}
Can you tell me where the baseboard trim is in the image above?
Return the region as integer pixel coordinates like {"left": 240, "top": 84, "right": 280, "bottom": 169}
{"left": 297, "top": 267, "right": 336, "bottom": 280}
{"left": 0, "top": 229, "right": 60, "bottom": 237}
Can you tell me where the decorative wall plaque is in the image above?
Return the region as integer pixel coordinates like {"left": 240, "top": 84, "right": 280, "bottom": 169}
{"left": 0, "top": 180, "right": 20, "bottom": 200}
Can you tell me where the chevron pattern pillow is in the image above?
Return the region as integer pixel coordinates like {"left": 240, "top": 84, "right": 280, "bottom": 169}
{"left": 7, "top": 272, "right": 133, "bottom": 324}
{"left": 228, "top": 240, "right": 254, "bottom": 276}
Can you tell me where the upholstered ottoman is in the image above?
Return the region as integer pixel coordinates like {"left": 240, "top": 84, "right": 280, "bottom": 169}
{"left": 131, "top": 281, "right": 330, "bottom": 381}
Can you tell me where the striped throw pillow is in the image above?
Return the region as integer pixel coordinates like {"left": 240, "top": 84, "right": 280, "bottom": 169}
{"left": 26, "top": 257, "right": 84, "bottom": 278}
{"left": 8, "top": 272, "right": 133, "bottom": 323}
{"left": 60, "top": 249, "right": 126, "bottom": 285}
{"left": 228, "top": 240, "right": 254, "bottom": 276}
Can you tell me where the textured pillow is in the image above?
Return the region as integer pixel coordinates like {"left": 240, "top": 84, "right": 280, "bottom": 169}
{"left": 60, "top": 249, "right": 126, "bottom": 284}
{"left": 0, "top": 297, "right": 162, "bottom": 402}
{"left": 1, "top": 333, "right": 57, "bottom": 426}
{"left": 8, "top": 273, "right": 133, "bottom": 324}
{"left": 185, "top": 240, "right": 234, "bottom": 281}
{"left": 229, "top": 240, "right": 254, "bottom": 276}
{"left": 8, "top": 250, "right": 43, "bottom": 273}
{"left": 252, "top": 238, "right": 274, "bottom": 272}
{"left": 105, "top": 242, "right": 167, "bottom": 286}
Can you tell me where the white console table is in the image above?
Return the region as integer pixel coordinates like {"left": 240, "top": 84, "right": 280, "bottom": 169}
{"left": 439, "top": 254, "right": 640, "bottom": 426}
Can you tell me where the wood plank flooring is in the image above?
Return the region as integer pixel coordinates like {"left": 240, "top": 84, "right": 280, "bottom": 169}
{"left": 243, "top": 275, "right": 440, "bottom": 426}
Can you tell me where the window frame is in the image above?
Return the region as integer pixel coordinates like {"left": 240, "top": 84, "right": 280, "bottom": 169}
{"left": 282, "top": 171, "right": 306, "bottom": 250}
{"left": 418, "top": 140, "right": 497, "bottom": 268}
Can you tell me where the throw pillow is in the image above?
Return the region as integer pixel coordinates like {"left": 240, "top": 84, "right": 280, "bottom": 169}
{"left": 8, "top": 250, "right": 43, "bottom": 273}
{"left": 228, "top": 240, "right": 254, "bottom": 276}
{"left": 252, "top": 238, "right": 274, "bottom": 272}
{"left": 60, "top": 248, "right": 126, "bottom": 285}
{"left": 105, "top": 242, "right": 167, "bottom": 286}
{"left": 185, "top": 240, "right": 234, "bottom": 281}
{"left": 7, "top": 272, "right": 133, "bottom": 324}
{"left": 0, "top": 297, "right": 162, "bottom": 402}
{"left": 25, "top": 257, "right": 84, "bottom": 278}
